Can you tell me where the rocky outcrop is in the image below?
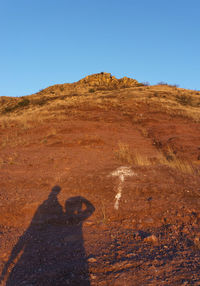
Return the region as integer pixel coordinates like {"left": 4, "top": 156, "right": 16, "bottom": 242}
{"left": 34, "top": 72, "right": 142, "bottom": 97}
{"left": 76, "top": 72, "right": 141, "bottom": 89}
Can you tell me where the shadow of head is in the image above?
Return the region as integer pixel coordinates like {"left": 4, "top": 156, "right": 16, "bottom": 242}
{"left": 51, "top": 185, "right": 61, "bottom": 194}
{"left": 47, "top": 185, "right": 62, "bottom": 199}
{"left": 65, "top": 196, "right": 84, "bottom": 216}
{"left": 65, "top": 196, "right": 95, "bottom": 225}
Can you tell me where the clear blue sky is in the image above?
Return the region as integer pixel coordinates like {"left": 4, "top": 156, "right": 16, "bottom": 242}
{"left": 1, "top": 0, "right": 200, "bottom": 97}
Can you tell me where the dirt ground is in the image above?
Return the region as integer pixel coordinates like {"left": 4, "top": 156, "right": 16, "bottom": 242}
{"left": 0, "top": 74, "right": 200, "bottom": 285}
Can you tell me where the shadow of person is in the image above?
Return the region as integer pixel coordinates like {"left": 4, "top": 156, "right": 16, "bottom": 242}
{"left": 0, "top": 186, "right": 95, "bottom": 286}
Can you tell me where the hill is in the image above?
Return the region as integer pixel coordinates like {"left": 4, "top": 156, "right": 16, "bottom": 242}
{"left": 0, "top": 73, "right": 200, "bottom": 285}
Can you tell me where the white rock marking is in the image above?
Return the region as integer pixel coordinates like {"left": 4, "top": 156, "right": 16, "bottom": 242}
{"left": 110, "top": 166, "right": 136, "bottom": 210}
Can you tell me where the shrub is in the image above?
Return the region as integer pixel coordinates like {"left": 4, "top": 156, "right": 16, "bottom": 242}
{"left": 3, "top": 106, "right": 14, "bottom": 113}
{"left": 3, "top": 98, "right": 30, "bottom": 113}
{"left": 142, "top": 82, "right": 150, "bottom": 86}
{"left": 157, "top": 81, "right": 168, "bottom": 85}
{"left": 89, "top": 88, "right": 95, "bottom": 93}
{"left": 157, "top": 82, "right": 179, "bottom": 88}
{"left": 176, "top": 95, "right": 193, "bottom": 106}
{"left": 33, "top": 97, "right": 48, "bottom": 106}
{"left": 18, "top": 98, "right": 30, "bottom": 107}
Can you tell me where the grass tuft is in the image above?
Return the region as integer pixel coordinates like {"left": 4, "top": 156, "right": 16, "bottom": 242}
{"left": 114, "top": 143, "right": 199, "bottom": 175}
{"left": 114, "top": 142, "right": 133, "bottom": 164}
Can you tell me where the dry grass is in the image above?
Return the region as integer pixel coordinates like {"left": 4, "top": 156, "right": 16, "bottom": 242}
{"left": 125, "top": 86, "right": 200, "bottom": 122}
{"left": 0, "top": 157, "right": 4, "bottom": 168}
{"left": 167, "top": 107, "right": 200, "bottom": 122}
{"left": 114, "top": 142, "right": 133, "bottom": 164}
{"left": 137, "top": 125, "right": 149, "bottom": 138}
{"left": 114, "top": 143, "right": 199, "bottom": 175}
{"left": 1, "top": 80, "right": 199, "bottom": 125}
{"left": 1, "top": 135, "right": 10, "bottom": 147}
{"left": 163, "top": 157, "right": 195, "bottom": 174}
{"left": 0, "top": 133, "right": 28, "bottom": 148}
{"left": 0, "top": 118, "right": 9, "bottom": 129}
{"left": 0, "top": 112, "right": 46, "bottom": 131}
{"left": 0, "top": 153, "right": 18, "bottom": 167}
{"left": 132, "top": 153, "right": 152, "bottom": 166}
{"left": 46, "top": 128, "right": 57, "bottom": 137}
{"left": 18, "top": 117, "right": 31, "bottom": 129}
{"left": 135, "top": 151, "right": 198, "bottom": 174}
{"left": 160, "top": 147, "right": 197, "bottom": 175}
{"left": 7, "top": 153, "right": 18, "bottom": 165}
{"left": 40, "top": 137, "right": 48, "bottom": 144}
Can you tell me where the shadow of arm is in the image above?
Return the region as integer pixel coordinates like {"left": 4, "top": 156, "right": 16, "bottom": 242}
{"left": 79, "top": 197, "right": 95, "bottom": 220}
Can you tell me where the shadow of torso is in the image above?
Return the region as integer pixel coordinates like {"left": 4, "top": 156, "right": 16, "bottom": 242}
{"left": 2, "top": 188, "right": 94, "bottom": 286}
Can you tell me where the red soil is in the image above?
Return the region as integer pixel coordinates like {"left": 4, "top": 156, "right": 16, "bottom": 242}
{"left": 0, "top": 74, "right": 200, "bottom": 285}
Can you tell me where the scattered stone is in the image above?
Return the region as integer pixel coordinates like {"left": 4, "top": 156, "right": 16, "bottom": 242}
{"left": 85, "top": 221, "right": 94, "bottom": 226}
{"left": 88, "top": 257, "right": 97, "bottom": 263}
{"left": 90, "top": 274, "right": 97, "bottom": 280}
{"left": 127, "top": 252, "right": 137, "bottom": 258}
{"left": 98, "top": 281, "right": 107, "bottom": 286}
{"left": 143, "top": 217, "right": 154, "bottom": 224}
{"left": 144, "top": 234, "right": 158, "bottom": 244}
{"left": 194, "top": 236, "right": 200, "bottom": 248}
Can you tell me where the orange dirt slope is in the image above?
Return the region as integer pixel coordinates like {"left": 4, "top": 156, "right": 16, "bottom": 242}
{"left": 0, "top": 73, "right": 200, "bottom": 285}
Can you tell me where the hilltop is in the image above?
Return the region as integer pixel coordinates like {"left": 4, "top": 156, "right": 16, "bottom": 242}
{"left": 0, "top": 73, "right": 200, "bottom": 285}
{"left": 36, "top": 72, "right": 141, "bottom": 94}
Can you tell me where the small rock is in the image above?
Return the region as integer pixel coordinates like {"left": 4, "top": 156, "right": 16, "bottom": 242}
{"left": 88, "top": 257, "right": 97, "bottom": 263}
{"left": 144, "top": 234, "right": 158, "bottom": 244}
{"left": 144, "top": 217, "right": 154, "bottom": 224}
{"left": 1, "top": 252, "right": 8, "bottom": 259}
{"left": 90, "top": 274, "right": 97, "bottom": 280}
{"left": 194, "top": 236, "right": 200, "bottom": 248}
{"left": 85, "top": 221, "right": 94, "bottom": 226}
{"left": 98, "top": 281, "right": 107, "bottom": 286}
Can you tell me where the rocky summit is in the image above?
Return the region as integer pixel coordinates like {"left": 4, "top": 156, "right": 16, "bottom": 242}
{"left": 77, "top": 72, "right": 141, "bottom": 89}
